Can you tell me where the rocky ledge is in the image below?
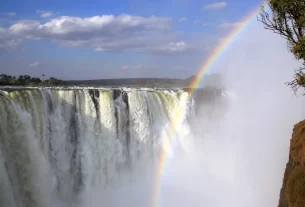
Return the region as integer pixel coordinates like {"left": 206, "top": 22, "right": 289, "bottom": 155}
{"left": 278, "top": 120, "right": 305, "bottom": 207}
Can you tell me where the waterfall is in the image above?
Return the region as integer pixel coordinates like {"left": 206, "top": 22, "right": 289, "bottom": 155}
{"left": 0, "top": 88, "right": 198, "bottom": 207}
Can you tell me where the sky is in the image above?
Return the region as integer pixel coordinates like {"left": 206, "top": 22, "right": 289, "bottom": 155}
{"left": 0, "top": 0, "right": 286, "bottom": 80}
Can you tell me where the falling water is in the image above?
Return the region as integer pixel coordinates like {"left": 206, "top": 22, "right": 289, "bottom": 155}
{"left": 0, "top": 87, "right": 226, "bottom": 207}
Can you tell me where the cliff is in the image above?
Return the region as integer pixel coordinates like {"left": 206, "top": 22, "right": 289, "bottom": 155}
{"left": 278, "top": 120, "right": 305, "bottom": 207}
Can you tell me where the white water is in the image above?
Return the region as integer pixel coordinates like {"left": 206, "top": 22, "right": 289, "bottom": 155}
{"left": 2, "top": 84, "right": 299, "bottom": 207}
{"left": 0, "top": 88, "right": 203, "bottom": 207}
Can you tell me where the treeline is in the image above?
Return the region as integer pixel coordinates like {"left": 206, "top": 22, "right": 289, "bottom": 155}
{"left": 0, "top": 74, "right": 66, "bottom": 86}
{"left": 67, "top": 78, "right": 188, "bottom": 87}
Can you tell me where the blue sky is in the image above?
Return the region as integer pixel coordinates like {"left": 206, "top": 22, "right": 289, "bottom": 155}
{"left": 0, "top": 0, "right": 264, "bottom": 80}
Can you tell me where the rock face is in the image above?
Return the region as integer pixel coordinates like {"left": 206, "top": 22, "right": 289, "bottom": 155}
{"left": 278, "top": 120, "right": 305, "bottom": 207}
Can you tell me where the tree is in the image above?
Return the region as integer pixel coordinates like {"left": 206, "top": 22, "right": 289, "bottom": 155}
{"left": 0, "top": 73, "right": 65, "bottom": 86}
{"left": 258, "top": 0, "right": 305, "bottom": 94}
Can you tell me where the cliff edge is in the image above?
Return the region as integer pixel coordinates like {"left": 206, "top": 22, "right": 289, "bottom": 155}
{"left": 279, "top": 120, "right": 305, "bottom": 207}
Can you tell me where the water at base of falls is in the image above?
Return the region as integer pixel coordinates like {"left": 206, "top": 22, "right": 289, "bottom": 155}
{"left": 0, "top": 87, "right": 209, "bottom": 207}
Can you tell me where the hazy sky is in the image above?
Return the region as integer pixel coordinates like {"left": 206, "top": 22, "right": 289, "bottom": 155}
{"left": 0, "top": 0, "right": 279, "bottom": 80}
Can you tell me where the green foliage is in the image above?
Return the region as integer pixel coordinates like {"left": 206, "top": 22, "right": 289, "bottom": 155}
{"left": 258, "top": 0, "right": 305, "bottom": 93}
{"left": 0, "top": 74, "right": 66, "bottom": 86}
{"left": 259, "top": 0, "right": 305, "bottom": 60}
{"left": 292, "top": 36, "right": 305, "bottom": 60}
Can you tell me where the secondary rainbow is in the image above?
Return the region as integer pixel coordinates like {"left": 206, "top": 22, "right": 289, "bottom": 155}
{"left": 151, "top": 1, "right": 268, "bottom": 207}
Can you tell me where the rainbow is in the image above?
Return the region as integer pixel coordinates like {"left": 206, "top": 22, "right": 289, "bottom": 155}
{"left": 152, "top": 1, "right": 268, "bottom": 207}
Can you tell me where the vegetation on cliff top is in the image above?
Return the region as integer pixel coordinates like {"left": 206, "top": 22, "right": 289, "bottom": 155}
{"left": 0, "top": 74, "right": 195, "bottom": 87}
{"left": 259, "top": 0, "right": 305, "bottom": 94}
{"left": 0, "top": 74, "right": 225, "bottom": 88}
{"left": 0, "top": 74, "right": 65, "bottom": 86}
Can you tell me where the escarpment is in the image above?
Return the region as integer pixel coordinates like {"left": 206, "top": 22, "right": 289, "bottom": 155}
{"left": 278, "top": 120, "right": 305, "bottom": 207}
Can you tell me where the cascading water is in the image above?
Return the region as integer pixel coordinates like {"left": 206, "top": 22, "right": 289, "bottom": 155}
{"left": 0, "top": 87, "right": 209, "bottom": 207}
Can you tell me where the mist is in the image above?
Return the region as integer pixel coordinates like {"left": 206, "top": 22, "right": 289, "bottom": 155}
{"left": 83, "top": 19, "right": 305, "bottom": 207}
{"left": 155, "top": 19, "right": 305, "bottom": 207}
